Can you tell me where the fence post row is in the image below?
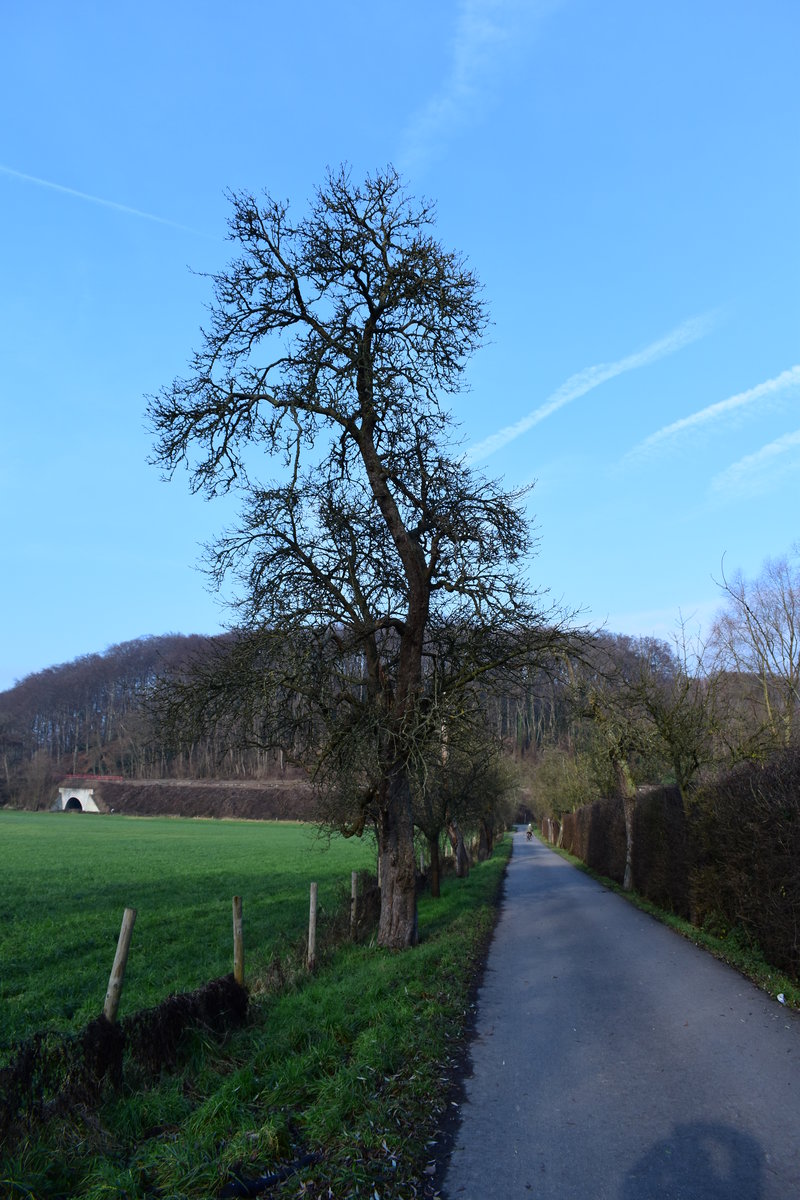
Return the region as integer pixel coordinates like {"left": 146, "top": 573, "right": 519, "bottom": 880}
{"left": 99, "top": 870, "right": 358, "bottom": 1020}
{"left": 103, "top": 907, "right": 137, "bottom": 1024}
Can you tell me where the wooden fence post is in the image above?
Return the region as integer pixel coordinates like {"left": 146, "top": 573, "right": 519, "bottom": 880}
{"left": 232, "top": 896, "right": 244, "bottom": 986}
{"left": 350, "top": 871, "right": 358, "bottom": 940}
{"left": 308, "top": 882, "right": 318, "bottom": 971}
{"left": 103, "top": 907, "right": 137, "bottom": 1024}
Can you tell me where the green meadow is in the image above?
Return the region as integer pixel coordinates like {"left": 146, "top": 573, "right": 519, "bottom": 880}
{"left": 0, "top": 810, "right": 374, "bottom": 1056}
{"left": 1, "top": 808, "right": 510, "bottom": 1198}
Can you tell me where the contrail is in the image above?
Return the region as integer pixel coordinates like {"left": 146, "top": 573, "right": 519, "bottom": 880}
{"left": 710, "top": 426, "right": 800, "bottom": 498}
{"left": 627, "top": 364, "right": 800, "bottom": 462}
{"left": 466, "top": 312, "right": 716, "bottom": 462}
{"left": 0, "top": 163, "right": 202, "bottom": 234}
{"left": 398, "top": 0, "right": 558, "bottom": 173}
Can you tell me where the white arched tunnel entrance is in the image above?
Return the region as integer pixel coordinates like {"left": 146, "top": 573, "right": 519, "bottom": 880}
{"left": 56, "top": 786, "right": 100, "bottom": 812}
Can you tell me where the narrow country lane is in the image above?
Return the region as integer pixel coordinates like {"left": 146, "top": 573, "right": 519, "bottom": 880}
{"left": 442, "top": 830, "right": 799, "bottom": 1199}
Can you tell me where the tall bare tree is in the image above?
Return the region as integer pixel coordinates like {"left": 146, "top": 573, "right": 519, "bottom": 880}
{"left": 710, "top": 547, "right": 800, "bottom": 752}
{"left": 147, "top": 167, "right": 562, "bottom": 948}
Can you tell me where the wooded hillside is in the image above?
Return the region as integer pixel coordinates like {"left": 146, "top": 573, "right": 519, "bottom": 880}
{"left": 0, "top": 635, "right": 294, "bottom": 810}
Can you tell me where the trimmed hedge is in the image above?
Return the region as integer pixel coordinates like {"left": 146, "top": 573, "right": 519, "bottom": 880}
{"left": 690, "top": 748, "right": 800, "bottom": 977}
{"left": 633, "top": 786, "right": 691, "bottom": 918}
{"left": 560, "top": 798, "right": 626, "bottom": 883}
{"left": 543, "top": 746, "right": 800, "bottom": 981}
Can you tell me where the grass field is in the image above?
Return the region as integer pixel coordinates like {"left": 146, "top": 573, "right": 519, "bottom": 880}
{"left": 0, "top": 810, "right": 511, "bottom": 1199}
{"left": 0, "top": 810, "right": 375, "bottom": 1056}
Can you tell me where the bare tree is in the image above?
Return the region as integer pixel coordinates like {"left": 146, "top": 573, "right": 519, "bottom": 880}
{"left": 147, "top": 166, "right": 563, "bottom": 948}
{"left": 710, "top": 547, "right": 800, "bottom": 752}
{"left": 623, "top": 629, "right": 721, "bottom": 800}
{"left": 565, "top": 630, "right": 718, "bottom": 888}
{"left": 409, "top": 696, "right": 516, "bottom": 897}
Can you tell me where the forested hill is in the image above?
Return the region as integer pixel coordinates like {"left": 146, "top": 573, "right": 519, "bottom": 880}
{"left": 0, "top": 634, "right": 281, "bottom": 809}
{"left": 0, "top": 628, "right": 555, "bottom": 812}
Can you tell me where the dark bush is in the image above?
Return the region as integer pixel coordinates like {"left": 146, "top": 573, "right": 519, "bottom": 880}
{"left": 0, "top": 976, "right": 247, "bottom": 1146}
{"left": 548, "top": 746, "right": 800, "bottom": 982}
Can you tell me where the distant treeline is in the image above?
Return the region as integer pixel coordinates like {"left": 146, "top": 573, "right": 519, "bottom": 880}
{"left": 0, "top": 631, "right": 562, "bottom": 811}
{"left": 0, "top": 635, "right": 287, "bottom": 807}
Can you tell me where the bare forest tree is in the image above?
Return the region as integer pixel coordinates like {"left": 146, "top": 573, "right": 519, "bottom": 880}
{"left": 710, "top": 547, "right": 800, "bottom": 753}
{"left": 563, "top": 631, "right": 719, "bottom": 888}
{"left": 409, "top": 696, "right": 516, "bottom": 897}
{"left": 147, "top": 166, "right": 567, "bottom": 948}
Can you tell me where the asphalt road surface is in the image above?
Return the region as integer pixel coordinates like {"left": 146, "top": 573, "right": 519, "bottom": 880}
{"left": 442, "top": 830, "right": 799, "bottom": 1199}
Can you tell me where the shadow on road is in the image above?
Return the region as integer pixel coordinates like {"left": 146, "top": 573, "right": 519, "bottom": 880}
{"left": 620, "top": 1122, "right": 764, "bottom": 1199}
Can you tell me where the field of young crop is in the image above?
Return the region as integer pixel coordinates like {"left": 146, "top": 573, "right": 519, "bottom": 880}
{"left": 1, "top": 806, "right": 511, "bottom": 1199}
{"left": 0, "top": 810, "right": 375, "bottom": 1057}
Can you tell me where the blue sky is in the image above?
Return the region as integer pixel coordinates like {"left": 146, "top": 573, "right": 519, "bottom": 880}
{"left": 2, "top": 0, "right": 798, "bottom": 691}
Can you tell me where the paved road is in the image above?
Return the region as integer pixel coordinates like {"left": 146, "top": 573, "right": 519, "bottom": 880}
{"left": 442, "top": 830, "right": 800, "bottom": 1199}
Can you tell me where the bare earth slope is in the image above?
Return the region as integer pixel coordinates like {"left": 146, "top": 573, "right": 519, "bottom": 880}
{"left": 61, "top": 777, "right": 316, "bottom": 820}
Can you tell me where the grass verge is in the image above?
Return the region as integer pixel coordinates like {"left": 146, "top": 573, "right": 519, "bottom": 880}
{"left": 1, "top": 837, "right": 511, "bottom": 1199}
{"left": 539, "top": 834, "right": 800, "bottom": 1009}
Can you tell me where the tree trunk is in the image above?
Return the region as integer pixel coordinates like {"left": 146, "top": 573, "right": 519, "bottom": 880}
{"left": 447, "top": 819, "right": 470, "bottom": 877}
{"left": 613, "top": 758, "right": 637, "bottom": 892}
{"left": 376, "top": 768, "right": 419, "bottom": 947}
{"left": 621, "top": 793, "right": 635, "bottom": 890}
{"left": 477, "top": 815, "right": 493, "bottom": 861}
{"left": 427, "top": 834, "right": 442, "bottom": 899}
